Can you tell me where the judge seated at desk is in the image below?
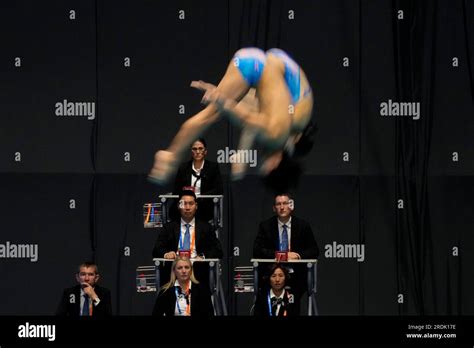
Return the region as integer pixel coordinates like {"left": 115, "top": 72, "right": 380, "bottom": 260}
{"left": 153, "top": 190, "right": 223, "bottom": 287}
{"left": 253, "top": 193, "right": 319, "bottom": 312}
{"left": 171, "top": 138, "right": 223, "bottom": 223}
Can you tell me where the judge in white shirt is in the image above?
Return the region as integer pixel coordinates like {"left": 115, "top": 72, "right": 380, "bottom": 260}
{"left": 171, "top": 138, "right": 223, "bottom": 222}
{"left": 152, "top": 190, "right": 223, "bottom": 260}
{"left": 253, "top": 263, "right": 298, "bottom": 316}
{"left": 152, "top": 256, "right": 214, "bottom": 317}
{"left": 152, "top": 190, "right": 223, "bottom": 289}
{"left": 56, "top": 262, "right": 112, "bottom": 317}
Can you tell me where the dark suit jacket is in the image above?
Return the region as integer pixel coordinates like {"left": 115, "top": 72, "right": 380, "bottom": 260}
{"left": 172, "top": 160, "right": 223, "bottom": 222}
{"left": 253, "top": 216, "right": 319, "bottom": 259}
{"left": 173, "top": 160, "right": 223, "bottom": 195}
{"left": 253, "top": 288, "right": 299, "bottom": 317}
{"left": 152, "top": 283, "right": 214, "bottom": 317}
{"left": 56, "top": 284, "right": 112, "bottom": 317}
{"left": 152, "top": 220, "right": 223, "bottom": 259}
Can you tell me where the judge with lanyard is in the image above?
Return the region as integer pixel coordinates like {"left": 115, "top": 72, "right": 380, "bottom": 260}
{"left": 152, "top": 256, "right": 214, "bottom": 317}
{"left": 56, "top": 261, "right": 112, "bottom": 317}
{"left": 152, "top": 189, "right": 223, "bottom": 288}
{"left": 172, "top": 138, "right": 223, "bottom": 222}
{"left": 152, "top": 190, "right": 223, "bottom": 260}
{"left": 253, "top": 263, "right": 298, "bottom": 316}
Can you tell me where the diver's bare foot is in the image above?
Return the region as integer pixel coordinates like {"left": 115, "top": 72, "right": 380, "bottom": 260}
{"left": 148, "top": 150, "right": 178, "bottom": 184}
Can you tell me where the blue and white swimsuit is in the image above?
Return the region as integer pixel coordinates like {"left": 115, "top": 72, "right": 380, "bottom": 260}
{"left": 232, "top": 47, "right": 266, "bottom": 87}
{"left": 233, "top": 47, "right": 310, "bottom": 103}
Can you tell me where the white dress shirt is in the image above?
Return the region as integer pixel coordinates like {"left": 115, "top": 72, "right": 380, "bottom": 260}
{"left": 174, "top": 280, "right": 192, "bottom": 316}
{"left": 270, "top": 288, "right": 286, "bottom": 316}
{"left": 191, "top": 161, "right": 205, "bottom": 194}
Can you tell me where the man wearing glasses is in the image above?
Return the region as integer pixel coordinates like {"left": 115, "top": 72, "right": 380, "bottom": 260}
{"left": 253, "top": 193, "right": 319, "bottom": 313}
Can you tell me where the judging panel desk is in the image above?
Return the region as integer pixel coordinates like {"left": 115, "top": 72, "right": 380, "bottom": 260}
{"left": 250, "top": 258, "right": 319, "bottom": 316}
{"left": 153, "top": 258, "right": 227, "bottom": 316}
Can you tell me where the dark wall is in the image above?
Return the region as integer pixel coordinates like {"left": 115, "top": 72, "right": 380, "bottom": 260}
{"left": 0, "top": 0, "right": 472, "bottom": 315}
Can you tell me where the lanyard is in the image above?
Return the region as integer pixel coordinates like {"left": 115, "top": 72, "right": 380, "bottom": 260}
{"left": 267, "top": 292, "right": 273, "bottom": 316}
{"left": 178, "top": 224, "right": 196, "bottom": 251}
{"left": 267, "top": 291, "right": 287, "bottom": 317}
{"left": 145, "top": 204, "right": 151, "bottom": 223}
{"left": 175, "top": 283, "right": 191, "bottom": 316}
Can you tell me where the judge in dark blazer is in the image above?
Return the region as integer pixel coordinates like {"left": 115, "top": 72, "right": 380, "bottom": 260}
{"left": 56, "top": 261, "right": 112, "bottom": 317}
{"left": 253, "top": 193, "right": 319, "bottom": 260}
{"left": 152, "top": 190, "right": 223, "bottom": 259}
{"left": 152, "top": 256, "right": 214, "bottom": 317}
{"left": 152, "top": 190, "right": 223, "bottom": 286}
{"left": 253, "top": 193, "right": 319, "bottom": 311}
{"left": 172, "top": 138, "right": 223, "bottom": 222}
{"left": 253, "top": 263, "right": 299, "bottom": 316}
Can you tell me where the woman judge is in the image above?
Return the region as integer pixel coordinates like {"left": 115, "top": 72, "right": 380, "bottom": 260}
{"left": 152, "top": 256, "right": 214, "bottom": 317}
{"left": 253, "top": 263, "right": 299, "bottom": 317}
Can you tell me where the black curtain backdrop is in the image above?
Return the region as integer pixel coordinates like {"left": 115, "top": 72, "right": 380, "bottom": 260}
{"left": 0, "top": 0, "right": 472, "bottom": 316}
